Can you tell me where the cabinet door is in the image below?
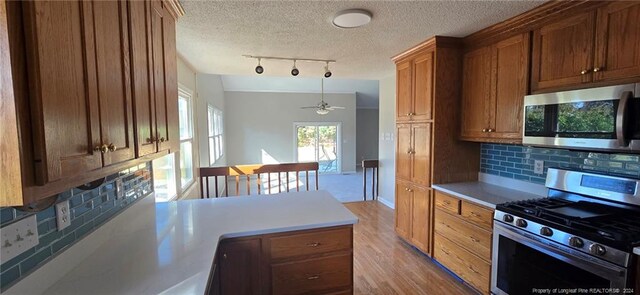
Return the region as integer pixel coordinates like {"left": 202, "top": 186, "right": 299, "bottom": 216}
{"left": 23, "top": 1, "right": 102, "bottom": 183}
{"left": 91, "top": 0, "right": 136, "bottom": 166}
{"left": 531, "top": 12, "right": 596, "bottom": 91}
{"left": 395, "top": 124, "right": 412, "bottom": 181}
{"left": 219, "top": 238, "right": 261, "bottom": 295}
{"left": 461, "top": 47, "right": 492, "bottom": 140}
{"left": 412, "top": 51, "right": 434, "bottom": 121}
{"left": 395, "top": 179, "right": 412, "bottom": 240}
{"left": 129, "top": 0, "right": 157, "bottom": 157}
{"left": 411, "top": 123, "right": 431, "bottom": 186}
{"left": 411, "top": 186, "right": 431, "bottom": 255}
{"left": 396, "top": 60, "right": 413, "bottom": 122}
{"left": 489, "top": 33, "right": 529, "bottom": 141}
{"left": 161, "top": 4, "right": 180, "bottom": 152}
{"left": 150, "top": 0, "right": 170, "bottom": 152}
{"left": 594, "top": 2, "right": 640, "bottom": 82}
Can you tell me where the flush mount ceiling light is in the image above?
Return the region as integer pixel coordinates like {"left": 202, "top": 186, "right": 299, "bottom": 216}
{"left": 332, "top": 9, "right": 372, "bottom": 29}
{"left": 243, "top": 55, "right": 336, "bottom": 77}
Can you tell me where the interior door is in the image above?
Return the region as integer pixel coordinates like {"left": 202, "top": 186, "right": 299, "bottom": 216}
{"left": 395, "top": 124, "right": 412, "bottom": 181}
{"left": 396, "top": 60, "right": 413, "bottom": 121}
{"left": 91, "top": 0, "right": 136, "bottom": 166}
{"left": 23, "top": 1, "right": 102, "bottom": 183}
{"left": 395, "top": 179, "right": 412, "bottom": 240}
{"left": 461, "top": 46, "right": 492, "bottom": 139}
{"left": 594, "top": 1, "right": 640, "bottom": 82}
{"left": 411, "top": 123, "right": 431, "bottom": 186}
{"left": 295, "top": 123, "right": 340, "bottom": 173}
{"left": 412, "top": 51, "right": 434, "bottom": 122}
{"left": 411, "top": 186, "right": 431, "bottom": 255}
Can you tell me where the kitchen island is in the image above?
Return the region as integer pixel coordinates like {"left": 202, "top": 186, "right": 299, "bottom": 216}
{"left": 5, "top": 190, "right": 358, "bottom": 295}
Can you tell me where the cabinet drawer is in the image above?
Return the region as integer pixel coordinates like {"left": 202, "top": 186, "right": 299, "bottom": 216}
{"left": 434, "top": 233, "right": 491, "bottom": 294}
{"left": 271, "top": 253, "right": 352, "bottom": 295}
{"left": 434, "top": 209, "right": 492, "bottom": 261}
{"left": 434, "top": 191, "right": 461, "bottom": 214}
{"left": 268, "top": 227, "right": 352, "bottom": 260}
{"left": 461, "top": 201, "right": 494, "bottom": 230}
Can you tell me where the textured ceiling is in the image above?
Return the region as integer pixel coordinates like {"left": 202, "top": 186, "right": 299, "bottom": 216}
{"left": 177, "top": 0, "right": 544, "bottom": 80}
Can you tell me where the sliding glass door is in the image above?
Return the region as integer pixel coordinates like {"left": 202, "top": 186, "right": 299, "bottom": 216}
{"left": 295, "top": 123, "right": 341, "bottom": 173}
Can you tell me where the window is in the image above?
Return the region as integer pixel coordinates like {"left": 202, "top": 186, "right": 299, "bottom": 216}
{"left": 152, "top": 153, "right": 177, "bottom": 202}
{"left": 207, "top": 105, "right": 224, "bottom": 165}
{"left": 178, "top": 88, "right": 194, "bottom": 189}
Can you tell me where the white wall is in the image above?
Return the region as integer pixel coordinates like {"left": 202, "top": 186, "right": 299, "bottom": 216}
{"left": 356, "top": 109, "right": 379, "bottom": 166}
{"left": 378, "top": 75, "right": 396, "bottom": 208}
{"left": 176, "top": 57, "right": 198, "bottom": 199}
{"left": 224, "top": 91, "right": 357, "bottom": 172}
{"left": 196, "top": 74, "right": 227, "bottom": 168}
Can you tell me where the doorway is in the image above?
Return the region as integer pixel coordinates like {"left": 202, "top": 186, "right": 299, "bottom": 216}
{"left": 294, "top": 123, "right": 341, "bottom": 173}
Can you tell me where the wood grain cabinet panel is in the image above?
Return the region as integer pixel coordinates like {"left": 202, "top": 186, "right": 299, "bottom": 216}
{"left": 396, "top": 60, "right": 413, "bottom": 122}
{"left": 460, "top": 46, "right": 492, "bottom": 140}
{"left": 461, "top": 33, "right": 528, "bottom": 143}
{"left": 410, "top": 186, "right": 432, "bottom": 255}
{"left": 434, "top": 233, "right": 491, "bottom": 294}
{"left": 434, "top": 190, "right": 461, "bottom": 214}
{"left": 434, "top": 209, "right": 492, "bottom": 261}
{"left": 394, "top": 179, "right": 413, "bottom": 240}
{"left": 150, "top": 0, "right": 170, "bottom": 152}
{"left": 461, "top": 202, "right": 494, "bottom": 230}
{"left": 411, "top": 123, "right": 431, "bottom": 186}
{"left": 412, "top": 51, "right": 434, "bottom": 122}
{"left": 395, "top": 124, "right": 412, "bottom": 181}
{"left": 218, "top": 238, "right": 261, "bottom": 295}
{"left": 531, "top": 12, "right": 596, "bottom": 91}
{"left": 268, "top": 227, "right": 352, "bottom": 260}
{"left": 271, "top": 253, "right": 352, "bottom": 295}
{"left": 594, "top": 1, "right": 640, "bottom": 83}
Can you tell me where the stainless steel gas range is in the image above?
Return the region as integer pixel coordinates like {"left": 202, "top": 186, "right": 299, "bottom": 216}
{"left": 491, "top": 168, "right": 640, "bottom": 295}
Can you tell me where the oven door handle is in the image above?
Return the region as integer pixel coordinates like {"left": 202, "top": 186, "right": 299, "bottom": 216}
{"left": 491, "top": 223, "right": 628, "bottom": 295}
{"left": 616, "top": 91, "right": 632, "bottom": 147}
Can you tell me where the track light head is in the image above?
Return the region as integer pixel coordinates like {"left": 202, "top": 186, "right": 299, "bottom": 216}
{"left": 324, "top": 63, "right": 332, "bottom": 78}
{"left": 255, "top": 58, "right": 264, "bottom": 74}
{"left": 291, "top": 60, "right": 299, "bottom": 76}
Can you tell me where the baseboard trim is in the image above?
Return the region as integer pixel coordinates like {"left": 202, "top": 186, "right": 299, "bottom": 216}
{"left": 377, "top": 197, "right": 395, "bottom": 209}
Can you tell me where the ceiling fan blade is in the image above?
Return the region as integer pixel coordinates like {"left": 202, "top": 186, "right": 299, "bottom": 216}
{"left": 327, "top": 106, "right": 345, "bottom": 110}
{"left": 301, "top": 106, "right": 319, "bottom": 109}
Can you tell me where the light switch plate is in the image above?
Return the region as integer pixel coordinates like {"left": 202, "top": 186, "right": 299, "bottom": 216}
{"left": 1, "top": 215, "right": 39, "bottom": 264}
{"left": 55, "top": 200, "right": 71, "bottom": 231}
{"left": 115, "top": 179, "right": 124, "bottom": 200}
{"left": 534, "top": 160, "right": 545, "bottom": 175}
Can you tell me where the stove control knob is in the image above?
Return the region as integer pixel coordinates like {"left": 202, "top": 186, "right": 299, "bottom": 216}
{"left": 503, "top": 214, "right": 514, "bottom": 223}
{"left": 569, "top": 237, "right": 584, "bottom": 248}
{"left": 540, "top": 227, "right": 553, "bottom": 237}
{"left": 589, "top": 244, "right": 607, "bottom": 256}
{"left": 515, "top": 219, "right": 528, "bottom": 228}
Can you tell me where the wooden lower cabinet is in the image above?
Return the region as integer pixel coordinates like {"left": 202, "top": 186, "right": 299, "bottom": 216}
{"left": 395, "top": 179, "right": 432, "bottom": 255}
{"left": 433, "top": 190, "right": 494, "bottom": 294}
{"left": 211, "top": 225, "right": 354, "bottom": 295}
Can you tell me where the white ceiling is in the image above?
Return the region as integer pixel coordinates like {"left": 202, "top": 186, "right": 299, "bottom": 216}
{"left": 177, "top": 0, "right": 544, "bottom": 80}
{"left": 221, "top": 76, "right": 379, "bottom": 108}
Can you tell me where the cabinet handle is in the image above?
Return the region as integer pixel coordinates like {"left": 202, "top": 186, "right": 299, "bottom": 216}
{"left": 306, "top": 242, "right": 321, "bottom": 247}
{"left": 108, "top": 143, "right": 117, "bottom": 152}
{"left": 580, "top": 69, "right": 590, "bottom": 75}
{"left": 469, "top": 236, "right": 480, "bottom": 243}
{"left": 443, "top": 200, "right": 451, "bottom": 205}
{"left": 468, "top": 266, "right": 479, "bottom": 274}
{"left": 159, "top": 137, "right": 166, "bottom": 142}
{"left": 440, "top": 247, "right": 450, "bottom": 255}
{"left": 470, "top": 211, "right": 480, "bottom": 217}
{"left": 593, "top": 67, "right": 602, "bottom": 72}
{"left": 307, "top": 275, "right": 320, "bottom": 280}
{"left": 94, "top": 145, "right": 108, "bottom": 154}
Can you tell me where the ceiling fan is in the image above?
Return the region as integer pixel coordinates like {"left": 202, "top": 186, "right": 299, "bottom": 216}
{"left": 301, "top": 79, "right": 345, "bottom": 115}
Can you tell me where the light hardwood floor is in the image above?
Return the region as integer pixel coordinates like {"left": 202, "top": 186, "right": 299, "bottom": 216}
{"left": 344, "top": 201, "right": 476, "bottom": 295}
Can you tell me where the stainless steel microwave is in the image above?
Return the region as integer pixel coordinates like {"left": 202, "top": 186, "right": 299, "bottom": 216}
{"left": 522, "top": 83, "right": 640, "bottom": 153}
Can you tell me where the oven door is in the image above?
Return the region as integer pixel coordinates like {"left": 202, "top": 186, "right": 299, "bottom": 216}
{"left": 491, "top": 222, "right": 629, "bottom": 295}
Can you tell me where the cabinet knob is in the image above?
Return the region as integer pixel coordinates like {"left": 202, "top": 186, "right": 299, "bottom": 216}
{"left": 159, "top": 137, "right": 166, "bottom": 143}
{"left": 94, "top": 145, "right": 108, "bottom": 154}
{"left": 108, "top": 143, "right": 117, "bottom": 152}
{"left": 482, "top": 128, "right": 487, "bottom": 132}
{"left": 593, "top": 67, "right": 602, "bottom": 72}
{"left": 407, "top": 188, "right": 413, "bottom": 192}
{"left": 488, "top": 128, "right": 494, "bottom": 133}
{"left": 580, "top": 69, "right": 589, "bottom": 75}
{"left": 406, "top": 113, "right": 411, "bottom": 116}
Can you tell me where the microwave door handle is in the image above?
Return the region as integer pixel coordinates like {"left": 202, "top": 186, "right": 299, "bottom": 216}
{"left": 616, "top": 91, "right": 632, "bottom": 147}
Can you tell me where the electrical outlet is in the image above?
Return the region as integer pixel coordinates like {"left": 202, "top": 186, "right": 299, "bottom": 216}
{"left": 55, "top": 200, "right": 71, "bottom": 231}
{"left": 115, "top": 178, "right": 124, "bottom": 199}
{"left": 534, "top": 160, "right": 545, "bottom": 175}
{"left": 1, "top": 215, "right": 39, "bottom": 264}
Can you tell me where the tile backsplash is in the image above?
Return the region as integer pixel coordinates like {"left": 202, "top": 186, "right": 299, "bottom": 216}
{"left": 481, "top": 143, "right": 640, "bottom": 184}
{"left": 0, "top": 162, "right": 153, "bottom": 290}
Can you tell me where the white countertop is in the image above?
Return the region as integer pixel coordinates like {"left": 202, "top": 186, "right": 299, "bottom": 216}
{"left": 6, "top": 190, "right": 358, "bottom": 295}
{"left": 432, "top": 181, "right": 545, "bottom": 208}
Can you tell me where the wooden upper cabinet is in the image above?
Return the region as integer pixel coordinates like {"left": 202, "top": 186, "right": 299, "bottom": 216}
{"left": 594, "top": 1, "right": 640, "bottom": 82}
{"left": 461, "top": 46, "right": 492, "bottom": 140}
{"left": 410, "top": 186, "right": 432, "bottom": 255}
{"left": 395, "top": 179, "right": 412, "bottom": 240}
{"left": 151, "top": 1, "right": 169, "bottom": 152}
{"left": 162, "top": 3, "right": 180, "bottom": 152}
{"left": 129, "top": 0, "right": 157, "bottom": 157}
{"left": 531, "top": 12, "right": 596, "bottom": 92}
{"left": 489, "top": 33, "right": 529, "bottom": 141}
{"left": 411, "top": 123, "right": 431, "bottom": 186}
{"left": 396, "top": 60, "right": 413, "bottom": 121}
{"left": 412, "top": 52, "right": 434, "bottom": 122}
{"left": 395, "top": 124, "right": 412, "bottom": 181}
{"left": 91, "top": 0, "right": 136, "bottom": 166}
{"left": 22, "top": 1, "right": 103, "bottom": 184}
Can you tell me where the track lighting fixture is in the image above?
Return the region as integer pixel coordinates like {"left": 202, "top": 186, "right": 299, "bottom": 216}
{"left": 243, "top": 55, "right": 336, "bottom": 78}
{"left": 324, "top": 62, "right": 332, "bottom": 78}
{"left": 291, "top": 60, "right": 299, "bottom": 76}
{"left": 255, "top": 58, "right": 264, "bottom": 74}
